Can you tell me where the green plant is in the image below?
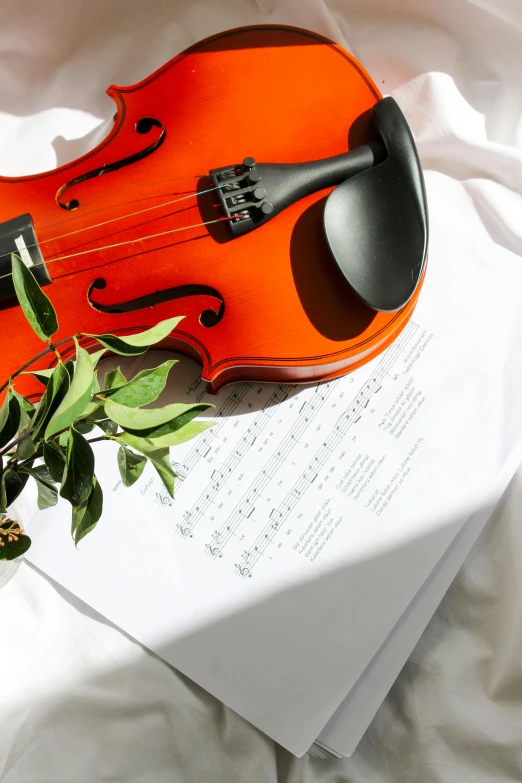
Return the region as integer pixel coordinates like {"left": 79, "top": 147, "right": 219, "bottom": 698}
{"left": 0, "top": 254, "right": 214, "bottom": 560}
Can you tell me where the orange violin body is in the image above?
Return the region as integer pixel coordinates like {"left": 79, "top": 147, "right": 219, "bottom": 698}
{"left": 0, "top": 25, "right": 425, "bottom": 399}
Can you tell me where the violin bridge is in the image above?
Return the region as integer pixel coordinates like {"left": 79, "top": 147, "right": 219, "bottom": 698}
{"left": 0, "top": 213, "right": 51, "bottom": 303}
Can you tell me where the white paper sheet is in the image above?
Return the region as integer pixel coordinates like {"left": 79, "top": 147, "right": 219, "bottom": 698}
{"left": 22, "top": 172, "right": 522, "bottom": 755}
{"left": 313, "top": 443, "right": 522, "bottom": 758}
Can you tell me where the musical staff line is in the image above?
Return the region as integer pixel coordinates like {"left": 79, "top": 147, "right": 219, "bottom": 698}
{"left": 205, "top": 379, "right": 339, "bottom": 560}
{"left": 177, "top": 385, "right": 290, "bottom": 537}
{"left": 155, "top": 381, "right": 250, "bottom": 507}
{"left": 236, "top": 322, "right": 418, "bottom": 577}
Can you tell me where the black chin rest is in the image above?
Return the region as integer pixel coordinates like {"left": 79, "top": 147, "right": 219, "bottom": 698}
{"left": 323, "top": 97, "right": 428, "bottom": 312}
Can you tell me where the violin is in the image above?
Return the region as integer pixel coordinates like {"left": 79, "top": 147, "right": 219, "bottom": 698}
{"left": 0, "top": 24, "right": 428, "bottom": 399}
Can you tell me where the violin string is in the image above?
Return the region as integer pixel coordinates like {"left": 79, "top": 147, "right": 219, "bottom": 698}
{"left": 33, "top": 173, "right": 206, "bottom": 229}
{"left": 0, "top": 214, "right": 248, "bottom": 283}
{"left": 43, "top": 183, "right": 225, "bottom": 246}
{"left": 0, "top": 184, "right": 226, "bottom": 264}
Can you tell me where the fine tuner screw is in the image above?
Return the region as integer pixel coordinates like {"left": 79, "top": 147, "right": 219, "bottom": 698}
{"left": 244, "top": 157, "right": 262, "bottom": 184}
{"left": 243, "top": 158, "right": 272, "bottom": 212}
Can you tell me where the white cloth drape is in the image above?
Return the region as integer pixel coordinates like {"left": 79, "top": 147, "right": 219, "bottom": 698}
{"left": 1, "top": 2, "right": 522, "bottom": 780}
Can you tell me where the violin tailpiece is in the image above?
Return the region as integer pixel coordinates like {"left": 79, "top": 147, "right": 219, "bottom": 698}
{"left": 210, "top": 96, "right": 428, "bottom": 313}
{"left": 209, "top": 141, "right": 384, "bottom": 239}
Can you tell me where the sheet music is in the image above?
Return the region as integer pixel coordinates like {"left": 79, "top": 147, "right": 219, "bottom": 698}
{"left": 106, "top": 319, "right": 430, "bottom": 588}
{"left": 22, "top": 190, "right": 522, "bottom": 754}
{"left": 312, "top": 444, "right": 522, "bottom": 759}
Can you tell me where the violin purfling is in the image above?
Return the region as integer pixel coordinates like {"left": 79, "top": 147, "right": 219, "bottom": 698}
{"left": 0, "top": 24, "right": 428, "bottom": 399}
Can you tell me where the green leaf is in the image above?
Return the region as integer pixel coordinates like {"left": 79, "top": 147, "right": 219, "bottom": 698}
{"left": 81, "top": 372, "right": 102, "bottom": 419}
{"left": 89, "top": 347, "right": 107, "bottom": 369}
{"left": 0, "top": 459, "right": 5, "bottom": 514}
{"left": 65, "top": 360, "right": 75, "bottom": 383}
{"left": 89, "top": 337, "right": 147, "bottom": 357}
{"left": 0, "top": 389, "right": 21, "bottom": 450}
{"left": 16, "top": 435, "right": 36, "bottom": 461}
{"left": 2, "top": 468, "right": 24, "bottom": 508}
{"left": 12, "top": 390, "right": 36, "bottom": 417}
{"left": 75, "top": 420, "right": 96, "bottom": 435}
{"left": 45, "top": 339, "right": 95, "bottom": 439}
{"left": 104, "top": 367, "right": 127, "bottom": 390}
{"left": 148, "top": 447, "right": 175, "bottom": 498}
{"left": 104, "top": 400, "right": 211, "bottom": 438}
{"left": 43, "top": 440, "right": 66, "bottom": 482}
{"left": 150, "top": 419, "right": 215, "bottom": 448}
{"left": 0, "top": 518, "right": 31, "bottom": 561}
{"left": 0, "top": 392, "right": 9, "bottom": 434}
{"left": 19, "top": 465, "right": 58, "bottom": 510}
{"left": 104, "top": 360, "right": 177, "bottom": 408}
{"left": 58, "top": 347, "right": 104, "bottom": 382}
{"left": 58, "top": 431, "right": 69, "bottom": 448}
{"left": 119, "top": 420, "right": 215, "bottom": 450}
{"left": 71, "top": 476, "right": 103, "bottom": 546}
{"left": 115, "top": 432, "right": 157, "bottom": 453}
{"left": 60, "top": 427, "right": 95, "bottom": 507}
{"left": 0, "top": 461, "right": 31, "bottom": 514}
{"left": 11, "top": 252, "right": 58, "bottom": 341}
{"left": 96, "top": 418, "right": 118, "bottom": 435}
{"left": 13, "top": 390, "right": 36, "bottom": 460}
{"left": 80, "top": 405, "right": 106, "bottom": 424}
{"left": 33, "top": 467, "right": 58, "bottom": 510}
{"left": 32, "top": 362, "right": 70, "bottom": 439}
{"left": 15, "top": 403, "right": 36, "bottom": 461}
{"left": 117, "top": 445, "right": 147, "bottom": 487}
{"left": 32, "top": 463, "right": 56, "bottom": 485}
{"left": 86, "top": 316, "right": 184, "bottom": 356}
{"left": 109, "top": 434, "right": 175, "bottom": 499}
{"left": 21, "top": 368, "right": 55, "bottom": 387}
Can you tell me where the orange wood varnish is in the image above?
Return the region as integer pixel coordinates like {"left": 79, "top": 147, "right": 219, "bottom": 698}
{"left": 0, "top": 25, "right": 424, "bottom": 399}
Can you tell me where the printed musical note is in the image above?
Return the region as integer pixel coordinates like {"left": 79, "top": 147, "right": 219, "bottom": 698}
{"left": 155, "top": 493, "right": 172, "bottom": 507}
{"left": 234, "top": 322, "right": 419, "bottom": 577}
{"left": 179, "top": 384, "right": 291, "bottom": 539}
{"left": 206, "top": 378, "right": 339, "bottom": 558}
{"left": 205, "top": 544, "right": 223, "bottom": 558}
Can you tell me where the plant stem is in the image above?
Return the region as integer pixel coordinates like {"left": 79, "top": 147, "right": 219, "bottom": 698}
{"left": 0, "top": 335, "right": 79, "bottom": 395}
{"left": 16, "top": 452, "right": 41, "bottom": 470}
{"left": 0, "top": 428, "right": 34, "bottom": 458}
{"left": 85, "top": 435, "right": 110, "bottom": 446}
{"left": 85, "top": 432, "right": 123, "bottom": 447}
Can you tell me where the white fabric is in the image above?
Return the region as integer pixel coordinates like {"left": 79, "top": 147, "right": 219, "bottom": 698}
{"left": 1, "top": 0, "right": 522, "bottom": 780}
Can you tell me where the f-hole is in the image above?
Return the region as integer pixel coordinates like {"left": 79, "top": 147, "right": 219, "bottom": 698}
{"left": 56, "top": 118, "right": 166, "bottom": 210}
{"left": 87, "top": 277, "right": 225, "bottom": 327}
